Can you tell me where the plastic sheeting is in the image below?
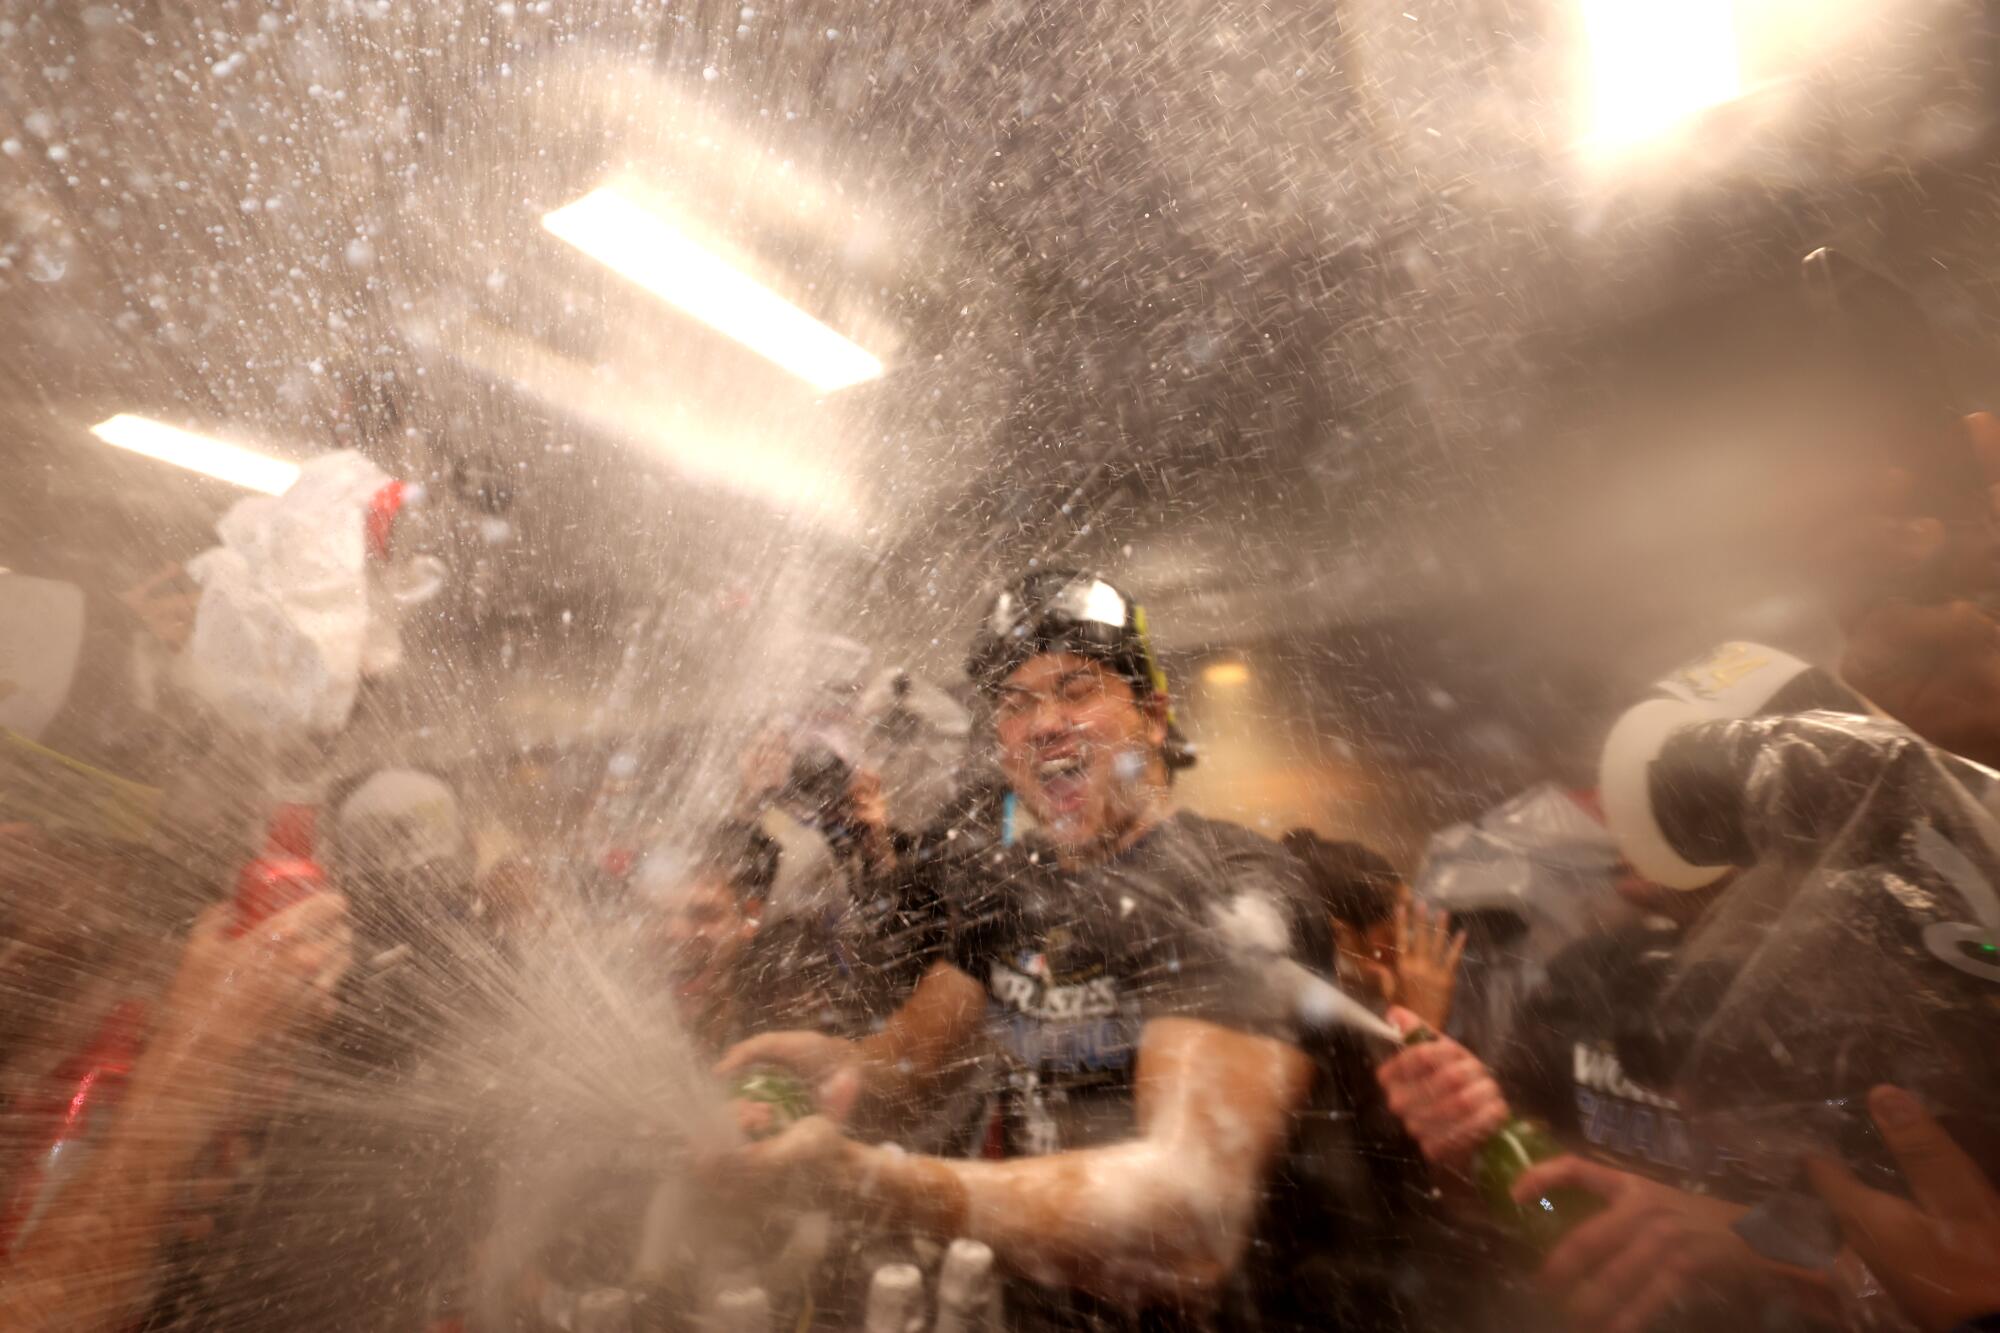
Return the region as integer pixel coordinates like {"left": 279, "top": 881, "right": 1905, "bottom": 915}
{"left": 1415, "top": 782, "right": 1636, "bottom": 1056}
{"left": 178, "top": 451, "right": 405, "bottom": 737}
{"left": 1629, "top": 710, "right": 2000, "bottom": 1197}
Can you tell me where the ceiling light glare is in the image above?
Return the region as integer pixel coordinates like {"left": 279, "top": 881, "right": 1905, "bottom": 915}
{"left": 542, "top": 186, "right": 885, "bottom": 393}
{"left": 1579, "top": 0, "right": 1743, "bottom": 151}
{"left": 1203, "top": 660, "right": 1251, "bottom": 689}
{"left": 89, "top": 414, "right": 301, "bottom": 494}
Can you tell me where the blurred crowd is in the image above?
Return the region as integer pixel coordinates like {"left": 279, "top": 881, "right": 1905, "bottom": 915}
{"left": 6, "top": 303, "right": 2000, "bottom": 1333}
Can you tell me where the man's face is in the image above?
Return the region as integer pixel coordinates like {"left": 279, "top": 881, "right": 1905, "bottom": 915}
{"left": 994, "top": 652, "right": 1167, "bottom": 852}
{"left": 653, "top": 874, "right": 754, "bottom": 1001}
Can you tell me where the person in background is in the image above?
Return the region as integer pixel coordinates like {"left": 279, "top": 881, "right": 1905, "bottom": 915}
{"left": 1829, "top": 411, "right": 2000, "bottom": 769}
{"left": 1793, "top": 409, "right": 2000, "bottom": 1333}
{"left": 320, "top": 766, "right": 488, "bottom": 1071}
{"left": 1283, "top": 831, "right": 1465, "bottom": 1033}
{"left": 717, "top": 570, "right": 1327, "bottom": 1331}
{"left": 733, "top": 723, "right": 898, "bottom": 905}
{"left": 485, "top": 823, "right": 787, "bottom": 1330}
{"left": 631, "top": 824, "right": 780, "bottom": 1055}
{"left": 181, "top": 765, "right": 496, "bottom": 1332}
{"left": 1279, "top": 829, "right": 1527, "bottom": 1332}
{"left": 466, "top": 823, "right": 554, "bottom": 954}
{"left": 729, "top": 721, "right": 920, "bottom": 1040}
{"left": 1372, "top": 861, "right": 1844, "bottom": 1333}
{"left": 0, "top": 894, "right": 352, "bottom": 1333}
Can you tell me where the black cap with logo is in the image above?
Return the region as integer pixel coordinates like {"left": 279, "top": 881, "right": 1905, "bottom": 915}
{"left": 966, "top": 569, "right": 1194, "bottom": 770}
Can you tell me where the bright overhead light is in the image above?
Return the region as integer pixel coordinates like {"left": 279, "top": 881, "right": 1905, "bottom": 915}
{"left": 542, "top": 186, "right": 885, "bottom": 393}
{"left": 1203, "top": 660, "right": 1251, "bottom": 689}
{"left": 1579, "top": 0, "right": 1742, "bottom": 150}
{"left": 89, "top": 414, "right": 300, "bottom": 495}
{"left": 416, "top": 312, "right": 870, "bottom": 534}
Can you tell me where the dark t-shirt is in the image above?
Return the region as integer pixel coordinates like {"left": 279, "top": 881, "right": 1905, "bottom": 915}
{"left": 908, "top": 811, "right": 1349, "bottom": 1331}
{"left": 1491, "top": 918, "right": 1741, "bottom": 1190}
{"left": 1490, "top": 921, "right": 1855, "bottom": 1333}
{"left": 938, "top": 812, "right": 1310, "bottom": 1158}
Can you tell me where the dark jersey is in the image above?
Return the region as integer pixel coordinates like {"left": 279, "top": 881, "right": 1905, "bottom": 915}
{"left": 1492, "top": 917, "right": 1729, "bottom": 1184}
{"left": 908, "top": 811, "right": 1342, "bottom": 1331}
{"left": 1491, "top": 918, "right": 1734, "bottom": 1189}
{"left": 937, "top": 812, "right": 1311, "bottom": 1157}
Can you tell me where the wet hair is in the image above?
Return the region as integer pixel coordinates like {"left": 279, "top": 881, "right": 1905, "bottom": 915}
{"left": 1282, "top": 830, "right": 1402, "bottom": 929}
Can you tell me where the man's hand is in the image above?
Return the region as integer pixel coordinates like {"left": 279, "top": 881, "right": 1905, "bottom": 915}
{"left": 1514, "top": 1157, "right": 1767, "bottom": 1333}
{"left": 716, "top": 1030, "right": 868, "bottom": 1129}
{"left": 720, "top": 962, "right": 985, "bottom": 1130}
{"left": 1835, "top": 411, "right": 2000, "bottom": 767}
{"left": 1843, "top": 597, "right": 2000, "bottom": 767}
{"left": 1804, "top": 1084, "right": 2000, "bottom": 1333}
{"left": 157, "top": 895, "right": 352, "bottom": 1076}
{"left": 0, "top": 895, "right": 353, "bottom": 1333}
{"left": 1375, "top": 1006, "right": 1509, "bottom": 1168}
{"left": 732, "top": 1114, "right": 859, "bottom": 1201}
{"left": 1394, "top": 901, "right": 1466, "bottom": 1033}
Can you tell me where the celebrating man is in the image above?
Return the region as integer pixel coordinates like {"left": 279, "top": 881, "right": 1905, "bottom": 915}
{"left": 719, "top": 570, "right": 1325, "bottom": 1331}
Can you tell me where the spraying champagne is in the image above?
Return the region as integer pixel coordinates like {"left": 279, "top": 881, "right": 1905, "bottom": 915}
{"left": 1276, "top": 954, "right": 1599, "bottom": 1247}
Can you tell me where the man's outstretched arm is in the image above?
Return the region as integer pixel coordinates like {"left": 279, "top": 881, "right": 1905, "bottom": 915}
{"left": 718, "top": 960, "right": 989, "bottom": 1129}
{"left": 750, "top": 1015, "right": 1314, "bottom": 1310}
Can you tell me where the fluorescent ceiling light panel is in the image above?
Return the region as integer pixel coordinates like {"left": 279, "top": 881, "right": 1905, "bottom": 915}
{"left": 1580, "top": 0, "right": 1742, "bottom": 149}
{"left": 417, "top": 312, "right": 869, "bottom": 535}
{"left": 542, "top": 186, "right": 885, "bottom": 393}
{"left": 90, "top": 414, "right": 301, "bottom": 494}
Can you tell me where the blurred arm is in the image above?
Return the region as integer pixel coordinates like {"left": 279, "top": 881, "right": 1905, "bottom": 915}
{"left": 0, "top": 1031, "right": 240, "bottom": 1332}
{"left": 854, "top": 960, "right": 987, "bottom": 1103}
{"left": 824, "top": 1016, "right": 1313, "bottom": 1308}
{"left": 0, "top": 898, "right": 350, "bottom": 1333}
{"left": 720, "top": 960, "right": 988, "bottom": 1123}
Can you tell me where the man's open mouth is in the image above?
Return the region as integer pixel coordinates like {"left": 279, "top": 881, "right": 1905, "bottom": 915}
{"left": 1036, "top": 753, "right": 1090, "bottom": 811}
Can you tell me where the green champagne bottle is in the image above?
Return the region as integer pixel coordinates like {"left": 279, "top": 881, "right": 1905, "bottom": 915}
{"left": 1403, "top": 1026, "right": 1602, "bottom": 1248}
{"left": 731, "top": 1066, "right": 816, "bottom": 1138}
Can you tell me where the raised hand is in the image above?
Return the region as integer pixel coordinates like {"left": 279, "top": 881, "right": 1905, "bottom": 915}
{"left": 1805, "top": 1085, "right": 2000, "bottom": 1333}
{"left": 156, "top": 894, "right": 352, "bottom": 1078}
{"left": 1394, "top": 899, "right": 1466, "bottom": 1032}
{"left": 1514, "top": 1156, "right": 1772, "bottom": 1333}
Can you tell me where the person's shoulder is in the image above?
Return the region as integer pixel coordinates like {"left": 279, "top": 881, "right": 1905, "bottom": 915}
{"left": 1159, "top": 810, "right": 1294, "bottom": 861}
{"left": 1161, "top": 812, "right": 1309, "bottom": 888}
{"left": 1143, "top": 813, "right": 1317, "bottom": 933}
{"left": 1532, "top": 918, "right": 1683, "bottom": 1020}
{"left": 1547, "top": 917, "right": 1679, "bottom": 977}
